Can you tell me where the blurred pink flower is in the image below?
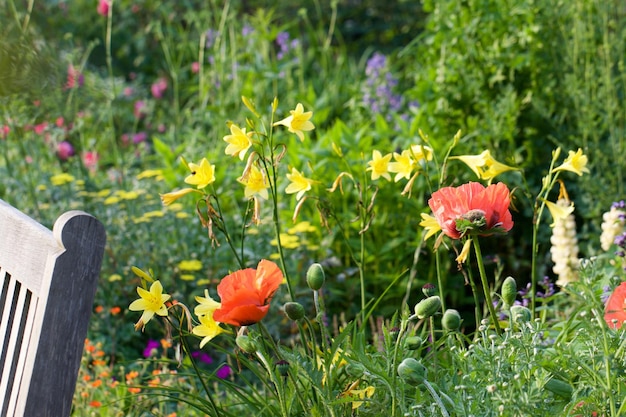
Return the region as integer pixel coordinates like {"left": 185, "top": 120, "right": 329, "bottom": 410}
{"left": 133, "top": 100, "right": 146, "bottom": 118}
{"left": 132, "top": 131, "right": 147, "bottom": 144}
{"left": 82, "top": 151, "right": 99, "bottom": 173}
{"left": 34, "top": 123, "right": 48, "bottom": 135}
{"left": 151, "top": 78, "right": 168, "bottom": 99}
{"left": 57, "top": 141, "right": 75, "bottom": 161}
{"left": 123, "top": 87, "right": 134, "bottom": 97}
{"left": 56, "top": 117, "right": 65, "bottom": 128}
{"left": 97, "top": 0, "right": 110, "bottom": 16}
{"left": 1, "top": 125, "right": 9, "bottom": 139}
{"left": 65, "top": 64, "right": 84, "bottom": 89}
{"left": 143, "top": 339, "right": 160, "bottom": 358}
{"left": 191, "top": 61, "right": 200, "bottom": 73}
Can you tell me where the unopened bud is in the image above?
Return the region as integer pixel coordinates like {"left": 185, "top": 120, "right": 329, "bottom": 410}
{"left": 236, "top": 335, "right": 257, "bottom": 353}
{"left": 414, "top": 296, "right": 441, "bottom": 319}
{"left": 501, "top": 276, "right": 517, "bottom": 307}
{"left": 275, "top": 359, "right": 290, "bottom": 377}
{"left": 404, "top": 336, "right": 423, "bottom": 350}
{"left": 284, "top": 302, "right": 305, "bottom": 321}
{"left": 306, "top": 263, "right": 325, "bottom": 290}
{"left": 422, "top": 283, "right": 437, "bottom": 297}
{"left": 442, "top": 309, "right": 462, "bottom": 331}
{"left": 510, "top": 305, "right": 531, "bottom": 323}
{"left": 397, "top": 358, "right": 427, "bottom": 385}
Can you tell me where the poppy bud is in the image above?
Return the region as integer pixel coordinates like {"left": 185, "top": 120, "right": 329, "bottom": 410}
{"left": 544, "top": 378, "right": 573, "bottom": 400}
{"left": 404, "top": 336, "right": 423, "bottom": 350}
{"left": 397, "top": 358, "right": 427, "bottom": 385}
{"left": 275, "top": 360, "right": 290, "bottom": 377}
{"left": 510, "top": 305, "right": 531, "bottom": 323}
{"left": 414, "top": 296, "right": 441, "bottom": 319}
{"left": 236, "top": 335, "right": 257, "bottom": 353}
{"left": 284, "top": 302, "right": 305, "bottom": 321}
{"left": 306, "top": 263, "right": 325, "bottom": 290}
{"left": 441, "top": 309, "right": 462, "bottom": 331}
{"left": 501, "top": 276, "right": 517, "bottom": 307}
{"left": 345, "top": 363, "right": 365, "bottom": 378}
{"left": 422, "top": 283, "right": 437, "bottom": 297}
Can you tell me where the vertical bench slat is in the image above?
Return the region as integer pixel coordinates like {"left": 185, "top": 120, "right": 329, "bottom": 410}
{"left": 0, "top": 200, "right": 106, "bottom": 417}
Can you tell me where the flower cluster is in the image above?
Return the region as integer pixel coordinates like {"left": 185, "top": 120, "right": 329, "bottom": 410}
{"left": 600, "top": 200, "right": 626, "bottom": 251}
{"left": 549, "top": 198, "right": 580, "bottom": 287}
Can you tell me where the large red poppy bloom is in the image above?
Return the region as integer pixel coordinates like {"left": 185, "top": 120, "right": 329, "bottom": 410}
{"left": 605, "top": 282, "right": 626, "bottom": 329}
{"left": 213, "top": 259, "right": 283, "bottom": 326}
{"left": 428, "top": 182, "right": 514, "bottom": 239}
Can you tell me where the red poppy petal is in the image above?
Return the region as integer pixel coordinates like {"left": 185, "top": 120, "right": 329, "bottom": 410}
{"left": 213, "top": 304, "right": 270, "bottom": 326}
{"left": 605, "top": 282, "right": 626, "bottom": 329}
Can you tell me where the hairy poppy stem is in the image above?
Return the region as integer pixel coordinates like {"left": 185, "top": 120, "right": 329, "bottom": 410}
{"left": 472, "top": 236, "right": 502, "bottom": 335}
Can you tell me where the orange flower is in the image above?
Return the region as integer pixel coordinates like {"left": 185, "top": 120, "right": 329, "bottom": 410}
{"left": 605, "top": 282, "right": 626, "bottom": 329}
{"left": 213, "top": 260, "right": 283, "bottom": 326}
{"left": 428, "top": 182, "right": 514, "bottom": 239}
{"left": 89, "top": 400, "right": 102, "bottom": 408}
{"left": 110, "top": 306, "right": 122, "bottom": 315}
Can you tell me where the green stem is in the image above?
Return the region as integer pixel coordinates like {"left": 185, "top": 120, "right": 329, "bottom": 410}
{"left": 465, "top": 262, "right": 482, "bottom": 333}
{"left": 472, "top": 236, "right": 501, "bottom": 335}
{"left": 421, "top": 379, "right": 450, "bottom": 417}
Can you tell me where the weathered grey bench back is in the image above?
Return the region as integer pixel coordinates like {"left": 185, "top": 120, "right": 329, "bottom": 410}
{"left": 0, "top": 199, "right": 106, "bottom": 417}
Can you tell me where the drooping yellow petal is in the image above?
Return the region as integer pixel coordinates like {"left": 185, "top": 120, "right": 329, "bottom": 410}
{"left": 553, "top": 148, "right": 589, "bottom": 176}
{"left": 160, "top": 188, "right": 199, "bottom": 206}
{"left": 419, "top": 213, "right": 442, "bottom": 241}
{"left": 456, "top": 239, "right": 473, "bottom": 264}
{"left": 544, "top": 199, "right": 575, "bottom": 228}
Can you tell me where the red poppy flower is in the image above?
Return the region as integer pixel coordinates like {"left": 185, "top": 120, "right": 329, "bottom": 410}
{"left": 428, "top": 182, "right": 514, "bottom": 239}
{"left": 213, "top": 260, "right": 283, "bottom": 326}
{"left": 605, "top": 282, "right": 626, "bottom": 329}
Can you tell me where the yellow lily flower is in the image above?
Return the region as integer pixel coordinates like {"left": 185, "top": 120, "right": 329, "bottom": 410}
{"left": 544, "top": 199, "right": 575, "bottom": 228}
{"left": 160, "top": 188, "right": 199, "bottom": 206}
{"left": 184, "top": 158, "right": 216, "bottom": 189}
{"left": 410, "top": 144, "right": 434, "bottom": 162}
{"left": 223, "top": 124, "right": 254, "bottom": 160}
{"left": 553, "top": 148, "right": 589, "bottom": 176}
{"left": 239, "top": 164, "right": 269, "bottom": 200}
{"left": 192, "top": 314, "right": 229, "bottom": 348}
{"left": 366, "top": 150, "right": 392, "bottom": 181}
{"left": 453, "top": 150, "right": 516, "bottom": 182}
{"left": 194, "top": 290, "right": 222, "bottom": 317}
{"left": 388, "top": 150, "right": 415, "bottom": 182}
{"left": 419, "top": 213, "right": 442, "bottom": 241}
{"left": 129, "top": 280, "right": 171, "bottom": 331}
{"left": 285, "top": 167, "right": 314, "bottom": 200}
{"left": 273, "top": 103, "right": 315, "bottom": 141}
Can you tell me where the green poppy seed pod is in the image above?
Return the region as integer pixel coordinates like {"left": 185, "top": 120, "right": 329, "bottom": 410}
{"left": 442, "top": 309, "right": 462, "bottom": 331}
{"left": 397, "top": 358, "right": 427, "bottom": 385}
{"left": 236, "top": 335, "right": 258, "bottom": 354}
{"left": 404, "top": 336, "right": 423, "bottom": 350}
{"left": 345, "top": 363, "right": 365, "bottom": 378}
{"left": 284, "top": 302, "right": 305, "bottom": 321}
{"left": 510, "top": 305, "right": 532, "bottom": 323}
{"left": 306, "top": 263, "right": 325, "bottom": 290}
{"left": 414, "top": 296, "right": 441, "bottom": 319}
{"left": 422, "top": 283, "right": 437, "bottom": 297}
{"left": 501, "top": 276, "right": 517, "bottom": 307}
{"left": 544, "top": 378, "right": 573, "bottom": 400}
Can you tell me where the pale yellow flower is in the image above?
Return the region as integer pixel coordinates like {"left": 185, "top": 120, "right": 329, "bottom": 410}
{"left": 273, "top": 103, "right": 315, "bottom": 141}
{"left": 192, "top": 314, "right": 228, "bottom": 348}
{"left": 194, "top": 289, "right": 221, "bottom": 317}
{"left": 387, "top": 150, "right": 415, "bottom": 182}
{"left": 285, "top": 167, "right": 314, "bottom": 200}
{"left": 366, "top": 150, "right": 392, "bottom": 181}
{"left": 129, "top": 281, "right": 171, "bottom": 331}
{"left": 553, "top": 148, "right": 589, "bottom": 176}
{"left": 178, "top": 259, "right": 203, "bottom": 271}
{"left": 223, "top": 124, "right": 254, "bottom": 160}
{"left": 50, "top": 173, "right": 75, "bottom": 186}
{"left": 419, "top": 213, "right": 442, "bottom": 241}
{"left": 452, "top": 150, "right": 516, "bottom": 181}
{"left": 349, "top": 386, "right": 375, "bottom": 410}
{"left": 544, "top": 199, "right": 575, "bottom": 228}
{"left": 185, "top": 158, "right": 216, "bottom": 188}
{"left": 456, "top": 239, "right": 473, "bottom": 264}
{"left": 239, "top": 164, "right": 269, "bottom": 200}
{"left": 410, "top": 144, "right": 434, "bottom": 162}
{"left": 160, "top": 188, "right": 199, "bottom": 206}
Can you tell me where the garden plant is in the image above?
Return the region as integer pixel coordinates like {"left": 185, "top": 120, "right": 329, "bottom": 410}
{"left": 1, "top": 0, "right": 626, "bottom": 416}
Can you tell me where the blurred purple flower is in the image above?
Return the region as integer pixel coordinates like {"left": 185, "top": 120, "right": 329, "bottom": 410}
{"left": 132, "top": 132, "right": 147, "bottom": 144}
{"left": 242, "top": 24, "right": 254, "bottom": 37}
{"left": 205, "top": 29, "right": 219, "bottom": 48}
{"left": 143, "top": 339, "right": 160, "bottom": 358}
{"left": 191, "top": 351, "right": 213, "bottom": 364}
{"left": 151, "top": 78, "right": 168, "bottom": 99}
{"left": 57, "top": 141, "right": 75, "bottom": 161}
{"left": 216, "top": 364, "right": 231, "bottom": 379}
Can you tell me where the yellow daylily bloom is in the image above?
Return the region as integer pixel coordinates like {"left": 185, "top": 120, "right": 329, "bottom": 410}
{"left": 185, "top": 158, "right": 216, "bottom": 189}
{"left": 160, "top": 188, "right": 199, "bottom": 206}
{"left": 129, "top": 280, "right": 171, "bottom": 331}
{"left": 453, "top": 150, "right": 516, "bottom": 181}
{"left": 192, "top": 314, "right": 229, "bottom": 348}
{"left": 388, "top": 150, "right": 415, "bottom": 182}
{"left": 544, "top": 199, "right": 575, "bottom": 228}
{"left": 456, "top": 239, "right": 473, "bottom": 264}
{"left": 239, "top": 164, "right": 269, "bottom": 200}
{"left": 349, "top": 386, "right": 376, "bottom": 410}
{"left": 223, "top": 124, "right": 254, "bottom": 160}
{"left": 419, "top": 213, "right": 442, "bottom": 241}
{"left": 194, "top": 289, "right": 222, "bottom": 317}
{"left": 410, "top": 144, "right": 434, "bottom": 162}
{"left": 273, "top": 103, "right": 315, "bottom": 141}
{"left": 366, "top": 150, "right": 392, "bottom": 181}
{"left": 50, "top": 173, "right": 75, "bottom": 186}
{"left": 553, "top": 148, "right": 589, "bottom": 176}
{"left": 178, "top": 259, "right": 203, "bottom": 271}
{"left": 285, "top": 167, "right": 314, "bottom": 200}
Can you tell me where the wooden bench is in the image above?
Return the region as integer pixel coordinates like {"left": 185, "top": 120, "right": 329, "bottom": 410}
{"left": 0, "top": 199, "right": 106, "bottom": 417}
